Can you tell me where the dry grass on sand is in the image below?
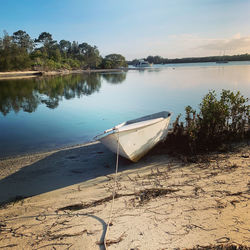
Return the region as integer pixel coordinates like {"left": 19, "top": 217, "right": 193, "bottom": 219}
{"left": 0, "top": 142, "right": 249, "bottom": 249}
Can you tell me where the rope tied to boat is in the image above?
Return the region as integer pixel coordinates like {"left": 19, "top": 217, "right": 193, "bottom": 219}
{"left": 104, "top": 130, "right": 120, "bottom": 249}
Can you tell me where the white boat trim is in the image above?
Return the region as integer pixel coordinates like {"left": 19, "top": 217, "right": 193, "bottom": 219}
{"left": 101, "top": 117, "right": 164, "bottom": 136}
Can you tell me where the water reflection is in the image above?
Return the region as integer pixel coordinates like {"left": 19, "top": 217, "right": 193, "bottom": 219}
{"left": 101, "top": 72, "right": 126, "bottom": 84}
{"left": 1, "top": 63, "right": 250, "bottom": 158}
{"left": 0, "top": 72, "right": 126, "bottom": 116}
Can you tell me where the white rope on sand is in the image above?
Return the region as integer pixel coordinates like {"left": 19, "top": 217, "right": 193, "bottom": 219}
{"left": 104, "top": 131, "right": 120, "bottom": 249}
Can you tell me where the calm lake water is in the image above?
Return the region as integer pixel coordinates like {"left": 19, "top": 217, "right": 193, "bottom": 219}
{"left": 0, "top": 61, "right": 250, "bottom": 158}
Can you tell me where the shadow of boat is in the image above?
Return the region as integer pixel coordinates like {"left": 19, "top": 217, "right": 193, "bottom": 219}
{"left": 0, "top": 142, "right": 131, "bottom": 204}
{"left": 0, "top": 138, "right": 174, "bottom": 205}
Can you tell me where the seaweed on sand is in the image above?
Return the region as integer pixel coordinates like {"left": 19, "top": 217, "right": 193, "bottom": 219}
{"left": 57, "top": 188, "right": 179, "bottom": 211}
{"left": 186, "top": 244, "right": 250, "bottom": 249}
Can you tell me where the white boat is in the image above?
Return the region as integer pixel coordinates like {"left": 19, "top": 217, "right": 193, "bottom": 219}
{"left": 135, "top": 59, "right": 152, "bottom": 67}
{"left": 95, "top": 111, "right": 171, "bottom": 162}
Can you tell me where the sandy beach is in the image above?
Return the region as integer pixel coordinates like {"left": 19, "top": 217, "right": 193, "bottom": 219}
{"left": 0, "top": 141, "right": 249, "bottom": 249}
{"left": 0, "top": 69, "right": 129, "bottom": 80}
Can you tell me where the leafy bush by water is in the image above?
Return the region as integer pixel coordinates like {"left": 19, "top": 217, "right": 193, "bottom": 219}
{"left": 165, "top": 89, "right": 249, "bottom": 154}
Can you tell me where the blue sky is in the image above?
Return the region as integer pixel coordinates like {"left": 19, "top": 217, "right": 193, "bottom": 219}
{"left": 1, "top": 0, "right": 250, "bottom": 59}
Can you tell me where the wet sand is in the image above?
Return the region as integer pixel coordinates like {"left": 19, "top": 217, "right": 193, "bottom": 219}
{"left": 0, "top": 142, "right": 249, "bottom": 249}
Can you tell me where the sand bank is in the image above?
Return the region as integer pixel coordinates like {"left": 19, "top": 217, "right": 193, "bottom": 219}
{"left": 0, "top": 71, "right": 42, "bottom": 80}
{"left": 0, "top": 142, "right": 249, "bottom": 249}
{"left": 0, "top": 69, "right": 128, "bottom": 80}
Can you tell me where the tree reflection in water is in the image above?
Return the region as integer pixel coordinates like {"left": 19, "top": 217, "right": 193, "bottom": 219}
{"left": 101, "top": 72, "right": 126, "bottom": 84}
{"left": 0, "top": 72, "right": 126, "bottom": 115}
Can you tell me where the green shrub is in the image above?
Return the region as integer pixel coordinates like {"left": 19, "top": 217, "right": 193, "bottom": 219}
{"left": 165, "top": 90, "right": 249, "bottom": 154}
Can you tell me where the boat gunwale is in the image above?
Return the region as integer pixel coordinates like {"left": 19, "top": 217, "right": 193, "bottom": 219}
{"left": 97, "top": 115, "right": 171, "bottom": 140}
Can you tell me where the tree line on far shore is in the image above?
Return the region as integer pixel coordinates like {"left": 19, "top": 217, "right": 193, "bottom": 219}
{"left": 129, "top": 54, "right": 250, "bottom": 65}
{"left": 0, "top": 30, "right": 127, "bottom": 71}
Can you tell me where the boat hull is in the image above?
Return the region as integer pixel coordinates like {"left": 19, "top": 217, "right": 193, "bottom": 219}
{"left": 99, "top": 116, "right": 171, "bottom": 162}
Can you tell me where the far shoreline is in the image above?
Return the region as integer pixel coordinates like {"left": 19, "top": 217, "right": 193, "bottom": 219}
{"left": 1, "top": 60, "right": 250, "bottom": 80}
{"left": 0, "top": 68, "right": 129, "bottom": 80}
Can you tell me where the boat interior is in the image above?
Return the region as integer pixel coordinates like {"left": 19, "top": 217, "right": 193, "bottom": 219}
{"left": 125, "top": 111, "right": 171, "bottom": 125}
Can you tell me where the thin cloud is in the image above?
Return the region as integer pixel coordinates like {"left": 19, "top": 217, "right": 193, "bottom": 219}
{"left": 103, "top": 33, "right": 250, "bottom": 60}
{"left": 199, "top": 36, "right": 250, "bottom": 53}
